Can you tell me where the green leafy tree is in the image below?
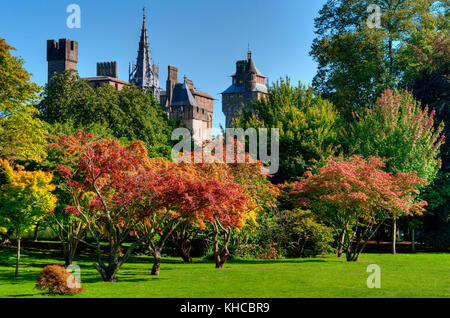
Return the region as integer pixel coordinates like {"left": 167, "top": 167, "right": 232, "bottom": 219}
{"left": 0, "top": 37, "right": 48, "bottom": 163}
{"left": 311, "top": 0, "right": 448, "bottom": 118}
{"left": 405, "top": 34, "right": 450, "bottom": 248}
{"left": 233, "top": 78, "right": 341, "bottom": 183}
{"left": 344, "top": 88, "right": 445, "bottom": 253}
{"left": 38, "top": 71, "right": 176, "bottom": 158}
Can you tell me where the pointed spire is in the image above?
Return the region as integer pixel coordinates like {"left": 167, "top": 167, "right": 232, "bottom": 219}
{"left": 247, "top": 50, "right": 257, "bottom": 74}
{"left": 129, "top": 8, "right": 160, "bottom": 99}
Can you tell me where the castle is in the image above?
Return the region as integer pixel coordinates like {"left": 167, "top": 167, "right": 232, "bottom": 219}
{"left": 221, "top": 51, "right": 268, "bottom": 128}
{"left": 46, "top": 9, "right": 267, "bottom": 142}
{"left": 160, "top": 66, "right": 214, "bottom": 142}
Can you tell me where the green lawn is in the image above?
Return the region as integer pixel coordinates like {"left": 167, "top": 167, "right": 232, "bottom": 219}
{"left": 0, "top": 246, "right": 448, "bottom": 298}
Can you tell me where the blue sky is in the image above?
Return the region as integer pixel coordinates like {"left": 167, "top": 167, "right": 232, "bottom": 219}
{"left": 0, "top": 0, "right": 327, "bottom": 128}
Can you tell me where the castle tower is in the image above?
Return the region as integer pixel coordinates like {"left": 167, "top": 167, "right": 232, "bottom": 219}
{"left": 129, "top": 8, "right": 160, "bottom": 99}
{"left": 221, "top": 51, "right": 268, "bottom": 127}
{"left": 46, "top": 38, "right": 78, "bottom": 83}
{"left": 97, "top": 61, "right": 117, "bottom": 78}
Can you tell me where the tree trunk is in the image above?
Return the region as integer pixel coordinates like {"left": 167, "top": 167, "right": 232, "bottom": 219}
{"left": 215, "top": 248, "right": 230, "bottom": 269}
{"left": 392, "top": 218, "right": 397, "bottom": 255}
{"left": 411, "top": 227, "right": 416, "bottom": 253}
{"left": 299, "top": 238, "right": 307, "bottom": 258}
{"left": 151, "top": 250, "right": 162, "bottom": 276}
{"left": 337, "top": 230, "right": 345, "bottom": 258}
{"left": 65, "top": 245, "right": 76, "bottom": 266}
{"left": 213, "top": 224, "right": 231, "bottom": 269}
{"left": 94, "top": 263, "right": 120, "bottom": 282}
{"left": 64, "top": 238, "right": 80, "bottom": 266}
{"left": 15, "top": 238, "right": 21, "bottom": 278}
{"left": 180, "top": 247, "right": 193, "bottom": 264}
{"left": 33, "top": 221, "right": 40, "bottom": 242}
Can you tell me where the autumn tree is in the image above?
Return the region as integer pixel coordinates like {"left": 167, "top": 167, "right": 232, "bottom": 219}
{"left": 0, "top": 159, "right": 56, "bottom": 277}
{"left": 56, "top": 135, "right": 161, "bottom": 282}
{"left": 344, "top": 89, "right": 444, "bottom": 253}
{"left": 139, "top": 157, "right": 253, "bottom": 273}
{"left": 46, "top": 131, "right": 93, "bottom": 265}
{"left": 285, "top": 155, "right": 427, "bottom": 261}
{"left": 233, "top": 78, "right": 341, "bottom": 183}
{"left": 187, "top": 140, "right": 279, "bottom": 268}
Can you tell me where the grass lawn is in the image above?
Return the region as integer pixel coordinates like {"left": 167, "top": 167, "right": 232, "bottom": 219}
{"left": 0, "top": 246, "right": 448, "bottom": 298}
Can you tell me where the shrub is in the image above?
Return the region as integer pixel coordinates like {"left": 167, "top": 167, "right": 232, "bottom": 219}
{"left": 258, "top": 244, "right": 279, "bottom": 260}
{"left": 36, "top": 265, "right": 84, "bottom": 295}
{"left": 275, "top": 209, "right": 334, "bottom": 257}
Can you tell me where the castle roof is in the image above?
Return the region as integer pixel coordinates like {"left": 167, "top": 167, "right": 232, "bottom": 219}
{"left": 192, "top": 89, "right": 215, "bottom": 100}
{"left": 171, "top": 79, "right": 199, "bottom": 107}
{"left": 83, "top": 76, "right": 130, "bottom": 85}
{"left": 230, "top": 63, "right": 265, "bottom": 77}
{"left": 221, "top": 83, "right": 268, "bottom": 94}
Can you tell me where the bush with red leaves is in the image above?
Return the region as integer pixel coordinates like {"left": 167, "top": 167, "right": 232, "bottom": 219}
{"left": 36, "top": 265, "right": 84, "bottom": 295}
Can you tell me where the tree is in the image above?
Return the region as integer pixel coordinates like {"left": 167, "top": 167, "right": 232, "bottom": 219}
{"left": 0, "top": 37, "right": 47, "bottom": 163}
{"left": 344, "top": 88, "right": 444, "bottom": 253}
{"left": 311, "top": 0, "right": 448, "bottom": 118}
{"left": 0, "top": 159, "right": 56, "bottom": 277}
{"left": 233, "top": 78, "right": 341, "bottom": 183}
{"left": 38, "top": 71, "right": 176, "bottom": 158}
{"left": 285, "top": 155, "right": 427, "bottom": 261}
{"left": 191, "top": 140, "right": 279, "bottom": 268}
{"left": 56, "top": 135, "right": 161, "bottom": 282}
{"left": 46, "top": 131, "right": 92, "bottom": 265}
{"left": 406, "top": 33, "right": 450, "bottom": 249}
{"left": 139, "top": 157, "right": 253, "bottom": 273}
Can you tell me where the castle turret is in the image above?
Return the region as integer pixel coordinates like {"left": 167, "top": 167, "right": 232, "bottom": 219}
{"left": 97, "top": 61, "right": 117, "bottom": 78}
{"left": 46, "top": 38, "right": 78, "bottom": 83}
{"left": 221, "top": 51, "right": 268, "bottom": 127}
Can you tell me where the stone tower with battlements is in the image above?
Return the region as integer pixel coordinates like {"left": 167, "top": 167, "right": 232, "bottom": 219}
{"left": 129, "top": 8, "right": 160, "bottom": 99}
{"left": 221, "top": 51, "right": 268, "bottom": 127}
{"left": 46, "top": 38, "right": 78, "bottom": 83}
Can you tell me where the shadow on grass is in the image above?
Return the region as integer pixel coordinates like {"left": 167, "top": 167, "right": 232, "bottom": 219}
{"left": 225, "top": 258, "right": 328, "bottom": 265}
{"left": 6, "top": 293, "right": 41, "bottom": 297}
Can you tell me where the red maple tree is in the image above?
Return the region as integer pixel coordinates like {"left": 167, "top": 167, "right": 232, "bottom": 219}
{"left": 284, "top": 155, "right": 427, "bottom": 261}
